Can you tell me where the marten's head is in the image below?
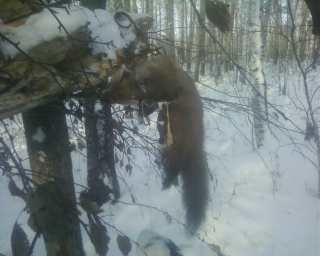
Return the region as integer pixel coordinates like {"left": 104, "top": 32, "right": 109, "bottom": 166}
{"left": 135, "top": 57, "right": 181, "bottom": 102}
{"left": 106, "top": 68, "right": 145, "bottom": 104}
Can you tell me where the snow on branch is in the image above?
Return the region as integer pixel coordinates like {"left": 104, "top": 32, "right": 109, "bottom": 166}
{"left": 0, "top": 3, "right": 153, "bottom": 119}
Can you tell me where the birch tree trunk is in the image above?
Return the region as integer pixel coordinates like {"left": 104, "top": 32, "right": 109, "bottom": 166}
{"left": 246, "top": 0, "right": 267, "bottom": 148}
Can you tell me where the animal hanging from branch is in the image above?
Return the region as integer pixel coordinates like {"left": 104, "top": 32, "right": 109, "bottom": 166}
{"left": 135, "top": 57, "right": 209, "bottom": 232}
{"left": 107, "top": 57, "right": 209, "bottom": 232}
{"left": 204, "top": 0, "right": 232, "bottom": 33}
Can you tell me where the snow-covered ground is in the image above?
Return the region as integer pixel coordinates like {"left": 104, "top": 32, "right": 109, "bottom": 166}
{"left": 1, "top": 62, "right": 319, "bottom": 256}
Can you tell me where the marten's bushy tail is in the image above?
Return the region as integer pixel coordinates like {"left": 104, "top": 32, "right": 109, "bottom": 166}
{"left": 181, "top": 149, "right": 209, "bottom": 233}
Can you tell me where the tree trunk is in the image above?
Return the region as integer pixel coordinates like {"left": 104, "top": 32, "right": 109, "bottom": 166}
{"left": 124, "top": 0, "right": 130, "bottom": 11}
{"left": 144, "top": 0, "right": 149, "bottom": 14}
{"left": 22, "top": 101, "right": 85, "bottom": 256}
{"left": 262, "top": 0, "right": 272, "bottom": 47}
{"left": 81, "top": 0, "right": 120, "bottom": 206}
{"left": 179, "top": 0, "right": 186, "bottom": 67}
{"left": 194, "top": 0, "right": 205, "bottom": 82}
{"left": 100, "top": 100, "right": 120, "bottom": 200}
{"left": 224, "top": 0, "right": 236, "bottom": 73}
{"left": 80, "top": 0, "right": 106, "bottom": 10}
{"left": 186, "top": 8, "right": 195, "bottom": 70}
{"left": 247, "top": 0, "right": 267, "bottom": 148}
{"left": 166, "top": 0, "right": 175, "bottom": 58}
{"left": 299, "top": 3, "right": 308, "bottom": 62}
{"left": 273, "top": 1, "right": 280, "bottom": 65}
{"left": 83, "top": 96, "right": 120, "bottom": 205}
{"left": 213, "top": 28, "right": 222, "bottom": 81}
{"left": 131, "top": 0, "right": 138, "bottom": 12}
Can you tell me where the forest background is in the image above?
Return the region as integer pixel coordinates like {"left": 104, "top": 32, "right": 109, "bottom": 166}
{"left": 0, "top": 0, "right": 319, "bottom": 256}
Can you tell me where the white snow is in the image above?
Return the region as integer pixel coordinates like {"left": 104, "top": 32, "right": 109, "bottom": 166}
{"left": 136, "top": 229, "right": 183, "bottom": 256}
{"left": 0, "top": 5, "right": 144, "bottom": 59}
{"left": 0, "top": 56, "right": 319, "bottom": 256}
{"left": 95, "top": 101, "right": 103, "bottom": 112}
{"left": 0, "top": 5, "right": 318, "bottom": 255}
{"left": 31, "top": 127, "right": 45, "bottom": 142}
{"left": 38, "top": 151, "right": 47, "bottom": 163}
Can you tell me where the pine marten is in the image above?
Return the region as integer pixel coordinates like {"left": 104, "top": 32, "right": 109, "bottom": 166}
{"left": 135, "top": 57, "right": 209, "bottom": 232}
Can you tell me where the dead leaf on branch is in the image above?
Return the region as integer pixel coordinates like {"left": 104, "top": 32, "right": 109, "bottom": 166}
{"left": 0, "top": 150, "right": 10, "bottom": 162}
{"left": 11, "top": 222, "right": 30, "bottom": 256}
{"left": 132, "top": 125, "right": 139, "bottom": 134}
{"left": 115, "top": 153, "right": 119, "bottom": 163}
{"left": 78, "top": 141, "right": 85, "bottom": 151}
{"left": 88, "top": 214, "right": 110, "bottom": 256}
{"left": 70, "top": 143, "right": 76, "bottom": 152}
{"left": 79, "top": 196, "right": 104, "bottom": 214}
{"left": 113, "top": 121, "right": 124, "bottom": 135}
{"left": 125, "top": 164, "right": 132, "bottom": 176}
{"left": 8, "top": 178, "right": 26, "bottom": 199}
{"left": 164, "top": 211, "right": 172, "bottom": 224}
{"left": 27, "top": 215, "right": 37, "bottom": 232}
{"left": 117, "top": 234, "right": 132, "bottom": 256}
{"left": 3, "top": 161, "right": 12, "bottom": 172}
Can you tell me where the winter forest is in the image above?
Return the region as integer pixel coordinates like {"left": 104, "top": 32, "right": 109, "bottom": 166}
{"left": 0, "top": 0, "right": 319, "bottom": 256}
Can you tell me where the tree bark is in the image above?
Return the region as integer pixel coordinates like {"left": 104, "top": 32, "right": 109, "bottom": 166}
{"left": 130, "top": 0, "right": 138, "bottom": 12}
{"left": 246, "top": 0, "right": 267, "bottom": 148}
{"left": 166, "top": 0, "right": 175, "bottom": 58}
{"left": 179, "top": 0, "right": 186, "bottom": 67}
{"left": 80, "top": 0, "right": 120, "bottom": 207}
{"left": 299, "top": 3, "right": 309, "bottom": 62}
{"left": 83, "top": 96, "right": 120, "bottom": 205}
{"left": 194, "top": 0, "right": 205, "bottom": 82}
{"left": 80, "top": 0, "right": 106, "bottom": 10}
{"left": 22, "top": 101, "right": 84, "bottom": 256}
{"left": 186, "top": 8, "right": 195, "bottom": 70}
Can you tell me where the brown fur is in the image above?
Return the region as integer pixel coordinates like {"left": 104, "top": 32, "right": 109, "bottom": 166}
{"left": 106, "top": 69, "right": 157, "bottom": 117}
{"left": 135, "top": 57, "right": 209, "bottom": 232}
{"left": 205, "top": 0, "right": 232, "bottom": 33}
{"left": 106, "top": 69, "right": 145, "bottom": 104}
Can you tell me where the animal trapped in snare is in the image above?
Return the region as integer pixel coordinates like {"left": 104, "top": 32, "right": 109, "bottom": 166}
{"left": 135, "top": 57, "right": 209, "bottom": 232}
{"left": 205, "top": 0, "right": 232, "bottom": 33}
